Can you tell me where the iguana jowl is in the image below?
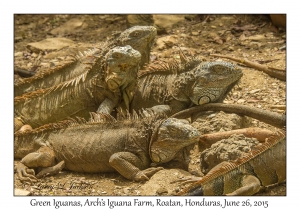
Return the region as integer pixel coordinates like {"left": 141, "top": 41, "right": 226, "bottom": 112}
{"left": 131, "top": 55, "right": 243, "bottom": 115}
{"left": 14, "top": 45, "right": 141, "bottom": 130}
{"left": 14, "top": 112, "right": 200, "bottom": 181}
{"left": 14, "top": 26, "right": 157, "bottom": 97}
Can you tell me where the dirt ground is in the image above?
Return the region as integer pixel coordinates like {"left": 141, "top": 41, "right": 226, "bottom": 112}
{"left": 13, "top": 14, "right": 286, "bottom": 196}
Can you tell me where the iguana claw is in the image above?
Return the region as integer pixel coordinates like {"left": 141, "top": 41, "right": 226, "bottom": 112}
{"left": 15, "top": 162, "right": 37, "bottom": 183}
{"left": 134, "top": 167, "right": 164, "bottom": 181}
{"left": 36, "top": 161, "right": 65, "bottom": 178}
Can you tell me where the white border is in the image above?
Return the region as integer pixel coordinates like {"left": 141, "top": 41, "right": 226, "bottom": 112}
{"left": 2, "top": 1, "right": 297, "bottom": 209}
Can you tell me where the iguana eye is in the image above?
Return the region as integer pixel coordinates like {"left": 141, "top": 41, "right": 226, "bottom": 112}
{"left": 130, "top": 31, "right": 141, "bottom": 37}
{"left": 112, "top": 52, "right": 122, "bottom": 58}
{"left": 211, "top": 65, "right": 224, "bottom": 74}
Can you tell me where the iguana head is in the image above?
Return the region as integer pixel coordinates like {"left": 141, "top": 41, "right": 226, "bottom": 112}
{"left": 105, "top": 45, "right": 141, "bottom": 109}
{"left": 150, "top": 118, "right": 200, "bottom": 164}
{"left": 172, "top": 61, "right": 243, "bottom": 105}
{"left": 118, "top": 26, "right": 157, "bottom": 67}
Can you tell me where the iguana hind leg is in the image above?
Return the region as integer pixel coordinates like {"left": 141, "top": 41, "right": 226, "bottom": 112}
{"left": 15, "top": 146, "right": 56, "bottom": 182}
{"left": 109, "top": 152, "right": 163, "bottom": 181}
{"left": 21, "top": 146, "right": 56, "bottom": 168}
{"left": 226, "top": 175, "right": 261, "bottom": 196}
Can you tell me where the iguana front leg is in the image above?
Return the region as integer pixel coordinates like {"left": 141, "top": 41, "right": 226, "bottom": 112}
{"left": 109, "top": 152, "right": 163, "bottom": 181}
{"left": 96, "top": 98, "right": 118, "bottom": 114}
{"left": 96, "top": 90, "right": 121, "bottom": 115}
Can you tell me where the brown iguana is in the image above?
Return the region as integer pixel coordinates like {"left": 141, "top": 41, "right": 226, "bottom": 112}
{"left": 14, "top": 26, "right": 157, "bottom": 97}
{"left": 14, "top": 111, "right": 200, "bottom": 182}
{"left": 130, "top": 54, "right": 243, "bottom": 116}
{"left": 14, "top": 45, "right": 141, "bottom": 131}
{"left": 177, "top": 130, "right": 286, "bottom": 196}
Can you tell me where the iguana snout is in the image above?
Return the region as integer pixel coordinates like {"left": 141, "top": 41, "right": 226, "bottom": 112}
{"left": 105, "top": 45, "right": 141, "bottom": 92}
{"left": 150, "top": 118, "right": 200, "bottom": 164}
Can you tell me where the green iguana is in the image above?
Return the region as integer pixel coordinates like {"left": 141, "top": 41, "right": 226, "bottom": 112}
{"left": 130, "top": 54, "right": 243, "bottom": 116}
{"left": 14, "top": 26, "right": 157, "bottom": 97}
{"left": 14, "top": 111, "right": 200, "bottom": 182}
{"left": 14, "top": 45, "right": 141, "bottom": 131}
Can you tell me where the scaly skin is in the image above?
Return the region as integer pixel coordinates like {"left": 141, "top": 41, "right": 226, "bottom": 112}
{"left": 14, "top": 112, "right": 200, "bottom": 182}
{"left": 131, "top": 56, "right": 243, "bottom": 115}
{"left": 14, "top": 26, "right": 157, "bottom": 97}
{"left": 14, "top": 45, "right": 141, "bottom": 130}
{"left": 177, "top": 130, "right": 286, "bottom": 196}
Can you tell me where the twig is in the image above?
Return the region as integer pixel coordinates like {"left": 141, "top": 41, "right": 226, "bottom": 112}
{"left": 170, "top": 103, "right": 286, "bottom": 128}
{"left": 210, "top": 54, "right": 286, "bottom": 81}
{"left": 14, "top": 68, "right": 35, "bottom": 77}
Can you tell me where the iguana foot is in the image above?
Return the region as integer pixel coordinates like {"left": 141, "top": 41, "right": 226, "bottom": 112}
{"left": 36, "top": 161, "right": 65, "bottom": 179}
{"left": 134, "top": 167, "right": 164, "bottom": 181}
{"left": 15, "top": 162, "right": 37, "bottom": 183}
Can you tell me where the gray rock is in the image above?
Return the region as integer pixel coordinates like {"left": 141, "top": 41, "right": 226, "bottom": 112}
{"left": 126, "top": 15, "right": 154, "bottom": 27}
{"left": 155, "top": 35, "right": 178, "bottom": 50}
{"left": 14, "top": 52, "right": 23, "bottom": 57}
{"left": 50, "top": 18, "right": 88, "bottom": 36}
{"left": 14, "top": 188, "right": 31, "bottom": 196}
{"left": 140, "top": 169, "right": 191, "bottom": 195}
{"left": 27, "top": 38, "right": 75, "bottom": 53}
{"left": 153, "top": 15, "right": 185, "bottom": 34}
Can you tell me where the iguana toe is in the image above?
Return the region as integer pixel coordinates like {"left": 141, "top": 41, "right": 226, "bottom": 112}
{"left": 133, "top": 168, "right": 164, "bottom": 181}
{"left": 134, "top": 172, "right": 150, "bottom": 181}
{"left": 15, "top": 162, "right": 37, "bottom": 183}
{"left": 36, "top": 161, "right": 65, "bottom": 179}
